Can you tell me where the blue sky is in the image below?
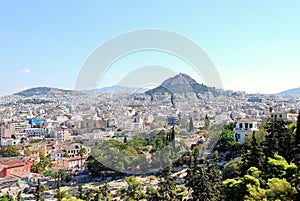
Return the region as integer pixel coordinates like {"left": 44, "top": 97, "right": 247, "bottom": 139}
{"left": 1, "top": 0, "right": 300, "bottom": 95}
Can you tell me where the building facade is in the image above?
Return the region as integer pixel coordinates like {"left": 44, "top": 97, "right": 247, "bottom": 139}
{"left": 233, "top": 119, "right": 259, "bottom": 142}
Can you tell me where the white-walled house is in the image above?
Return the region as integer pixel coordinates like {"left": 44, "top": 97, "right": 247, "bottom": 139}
{"left": 233, "top": 119, "right": 258, "bottom": 142}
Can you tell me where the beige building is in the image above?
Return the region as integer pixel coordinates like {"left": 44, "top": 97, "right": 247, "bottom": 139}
{"left": 57, "top": 156, "right": 86, "bottom": 171}
{"left": 270, "top": 112, "right": 298, "bottom": 122}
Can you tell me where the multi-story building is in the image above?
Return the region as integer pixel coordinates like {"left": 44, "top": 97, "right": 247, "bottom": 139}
{"left": 60, "top": 143, "right": 91, "bottom": 158}
{"left": 57, "top": 156, "right": 86, "bottom": 171}
{"left": 233, "top": 119, "right": 259, "bottom": 142}
{"left": 9, "top": 122, "right": 31, "bottom": 133}
{"left": 51, "top": 127, "right": 71, "bottom": 142}
{"left": 25, "top": 128, "right": 47, "bottom": 138}
{"left": 270, "top": 111, "right": 298, "bottom": 122}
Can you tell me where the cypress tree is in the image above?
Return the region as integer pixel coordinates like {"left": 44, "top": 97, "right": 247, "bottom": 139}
{"left": 240, "top": 131, "right": 264, "bottom": 175}
{"left": 185, "top": 159, "right": 221, "bottom": 201}
{"left": 76, "top": 184, "right": 84, "bottom": 200}
{"left": 35, "top": 179, "right": 45, "bottom": 201}
{"left": 156, "top": 164, "right": 182, "bottom": 201}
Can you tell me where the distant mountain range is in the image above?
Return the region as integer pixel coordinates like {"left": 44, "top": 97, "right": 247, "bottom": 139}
{"left": 83, "top": 85, "right": 149, "bottom": 94}
{"left": 14, "top": 85, "right": 149, "bottom": 97}
{"left": 12, "top": 74, "right": 300, "bottom": 98}
{"left": 277, "top": 87, "right": 300, "bottom": 97}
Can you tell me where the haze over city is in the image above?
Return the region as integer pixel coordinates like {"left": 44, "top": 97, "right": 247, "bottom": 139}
{"left": 1, "top": 0, "right": 300, "bottom": 96}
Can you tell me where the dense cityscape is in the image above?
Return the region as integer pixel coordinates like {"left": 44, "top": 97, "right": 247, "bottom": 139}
{"left": 2, "top": 1, "right": 300, "bottom": 200}
{"left": 0, "top": 73, "right": 299, "bottom": 200}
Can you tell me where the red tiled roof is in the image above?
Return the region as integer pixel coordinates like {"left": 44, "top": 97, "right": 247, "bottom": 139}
{"left": 1, "top": 160, "right": 25, "bottom": 168}
{"left": 59, "top": 156, "right": 86, "bottom": 161}
{"left": 1, "top": 137, "right": 12, "bottom": 139}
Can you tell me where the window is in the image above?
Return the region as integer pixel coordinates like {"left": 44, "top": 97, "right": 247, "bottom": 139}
{"left": 237, "top": 134, "right": 241, "bottom": 139}
{"left": 239, "top": 123, "right": 243, "bottom": 128}
{"left": 279, "top": 114, "right": 283, "bottom": 118}
{"left": 249, "top": 123, "right": 253, "bottom": 128}
{"left": 245, "top": 123, "right": 248, "bottom": 129}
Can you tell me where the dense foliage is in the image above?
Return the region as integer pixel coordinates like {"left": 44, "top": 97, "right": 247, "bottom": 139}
{"left": 0, "top": 145, "right": 20, "bottom": 157}
{"left": 70, "top": 115, "right": 300, "bottom": 200}
{"left": 87, "top": 128, "right": 179, "bottom": 175}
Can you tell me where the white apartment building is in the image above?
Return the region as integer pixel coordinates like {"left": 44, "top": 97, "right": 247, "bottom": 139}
{"left": 25, "top": 128, "right": 47, "bottom": 138}
{"left": 233, "top": 119, "right": 259, "bottom": 142}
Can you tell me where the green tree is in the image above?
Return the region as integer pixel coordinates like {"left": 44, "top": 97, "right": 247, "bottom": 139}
{"left": 186, "top": 159, "right": 221, "bottom": 201}
{"left": 222, "top": 168, "right": 261, "bottom": 201}
{"left": 16, "top": 191, "right": 22, "bottom": 201}
{"left": 94, "top": 183, "right": 112, "bottom": 201}
{"left": 293, "top": 111, "right": 300, "bottom": 167}
{"left": 156, "top": 164, "right": 183, "bottom": 201}
{"left": 0, "top": 192, "right": 14, "bottom": 201}
{"left": 76, "top": 185, "right": 84, "bottom": 200}
{"left": 189, "top": 117, "right": 194, "bottom": 132}
{"left": 222, "top": 157, "right": 242, "bottom": 179}
{"left": 84, "top": 189, "right": 94, "bottom": 201}
{"left": 61, "top": 198, "right": 83, "bottom": 201}
{"left": 119, "top": 176, "right": 144, "bottom": 201}
{"left": 223, "top": 154, "right": 299, "bottom": 201}
{"left": 213, "top": 129, "right": 234, "bottom": 153}
{"left": 145, "top": 185, "right": 160, "bottom": 201}
{"left": 262, "top": 119, "right": 295, "bottom": 163}
{"left": 223, "top": 122, "right": 235, "bottom": 131}
{"left": 246, "top": 177, "right": 297, "bottom": 201}
{"left": 31, "top": 157, "right": 52, "bottom": 174}
{"left": 204, "top": 114, "right": 211, "bottom": 130}
{"left": 240, "top": 131, "right": 265, "bottom": 175}
{"left": 34, "top": 179, "right": 45, "bottom": 201}
{"left": 52, "top": 169, "right": 72, "bottom": 201}
{"left": 77, "top": 147, "right": 87, "bottom": 170}
{"left": 0, "top": 145, "right": 20, "bottom": 157}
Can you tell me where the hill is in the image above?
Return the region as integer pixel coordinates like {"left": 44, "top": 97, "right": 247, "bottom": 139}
{"left": 84, "top": 85, "right": 149, "bottom": 94}
{"left": 14, "top": 87, "right": 83, "bottom": 97}
{"left": 145, "top": 73, "right": 221, "bottom": 97}
{"left": 277, "top": 87, "right": 300, "bottom": 97}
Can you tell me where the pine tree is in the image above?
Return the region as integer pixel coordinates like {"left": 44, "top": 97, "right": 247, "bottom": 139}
{"left": 293, "top": 111, "right": 300, "bottom": 167}
{"left": 53, "top": 169, "right": 68, "bottom": 201}
{"left": 262, "top": 119, "right": 295, "bottom": 163}
{"left": 157, "top": 164, "right": 182, "bottom": 201}
{"left": 94, "top": 183, "right": 112, "bottom": 201}
{"left": 16, "top": 191, "right": 22, "bottom": 201}
{"left": 189, "top": 117, "right": 194, "bottom": 132}
{"left": 240, "top": 131, "right": 264, "bottom": 175}
{"left": 34, "top": 179, "right": 45, "bottom": 201}
{"left": 171, "top": 126, "right": 176, "bottom": 151}
{"left": 84, "top": 189, "right": 93, "bottom": 201}
{"left": 119, "top": 176, "right": 145, "bottom": 200}
{"left": 76, "top": 184, "right": 84, "bottom": 200}
{"left": 185, "top": 158, "right": 221, "bottom": 201}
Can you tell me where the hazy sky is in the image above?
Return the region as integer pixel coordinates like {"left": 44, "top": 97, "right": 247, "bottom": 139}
{"left": 1, "top": 0, "right": 300, "bottom": 95}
